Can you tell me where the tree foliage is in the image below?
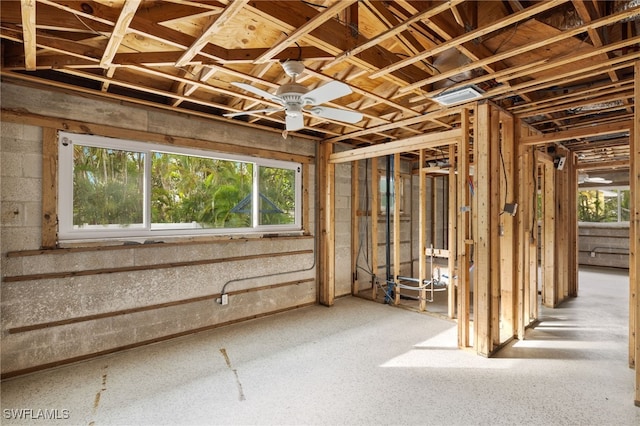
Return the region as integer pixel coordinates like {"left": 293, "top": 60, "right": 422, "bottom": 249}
{"left": 73, "top": 145, "right": 296, "bottom": 229}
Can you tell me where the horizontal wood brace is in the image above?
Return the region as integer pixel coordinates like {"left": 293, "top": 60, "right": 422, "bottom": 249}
{"left": 7, "top": 278, "right": 315, "bottom": 334}
{"left": 3, "top": 249, "right": 313, "bottom": 282}
{"left": 6, "top": 235, "right": 313, "bottom": 258}
{"left": 329, "top": 130, "right": 462, "bottom": 164}
{"left": 0, "top": 108, "right": 314, "bottom": 164}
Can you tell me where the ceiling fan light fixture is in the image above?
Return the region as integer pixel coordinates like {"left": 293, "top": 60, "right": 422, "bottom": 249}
{"left": 432, "top": 86, "right": 484, "bottom": 106}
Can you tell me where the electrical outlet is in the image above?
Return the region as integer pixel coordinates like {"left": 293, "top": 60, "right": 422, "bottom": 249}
{"left": 221, "top": 293, "right": 229, "bottom": 305}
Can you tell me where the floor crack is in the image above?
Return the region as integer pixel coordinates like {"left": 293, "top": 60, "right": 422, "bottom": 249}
{"left": 219, "top": 348, "right": 246, "bottom": 401}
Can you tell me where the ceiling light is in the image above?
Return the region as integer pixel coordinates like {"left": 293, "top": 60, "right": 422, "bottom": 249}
{"left": 431, "top": 86, "right": 484, "bottom": 106}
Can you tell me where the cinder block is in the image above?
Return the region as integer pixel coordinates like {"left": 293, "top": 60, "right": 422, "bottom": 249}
{"left": 1, "top": 152, "right": 23, "bottom": 177}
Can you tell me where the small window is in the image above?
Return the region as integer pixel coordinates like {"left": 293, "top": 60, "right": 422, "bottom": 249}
{"left": 58, "top": 132, "right": 302, "bottom": 240}
{"left": 578, "top": 188, "right": 630, "bottom": 223}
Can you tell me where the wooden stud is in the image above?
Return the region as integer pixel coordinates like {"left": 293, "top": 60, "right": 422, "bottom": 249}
{"left": 457, "top": 107, "right": 471, "bottom": 348}
{"left": 541, "top": 157, "right": 556, "bottom": 307}
{"left": 371, "top": 157, "right": 379, "bottom": 300}
{"left": 474, "top": 102, "right": 492, "bottom": 356}
{"left": 393, "top": 154, "right": 401, "bottom": 305}
{"left": 318, "top": 141, "right": 335, "bottom": 306}
{"left": 448, "top": 144, "right": 457, "bottom": 318}
{"left": 490, "top": 106, "right": 501, "bottom": 348}
{"left": 41, "top": 128, "right": 58, "bottom": 249}
{"left": 302, "top": 163, "right": 310, "bottom": 234}
{"left": 419, "top": 150, "right": 427, "bottom": 312}
{"left": 632, "top": 61, "right": 640, "bottom": 405}
{"left": 499, "top": 112, "right": 516, "bottom": 342}
{"left": 351, "top": 160, "right": 359, "bottom": 295}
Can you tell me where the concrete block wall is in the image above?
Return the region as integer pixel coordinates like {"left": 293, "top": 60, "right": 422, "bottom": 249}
{"left": 335, "top": 162, "right": 353, "bottom": 297}
{"left": 1, "top": 82, "right": 319, "bottom": 377}
{"left": 578, "top": 223, "right": 629, "bottom": 269}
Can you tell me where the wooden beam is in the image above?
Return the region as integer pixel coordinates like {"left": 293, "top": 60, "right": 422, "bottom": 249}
{"left": 19, "top": 0, "right": 36, "bottom": 70}
{"left": 1, "top": 109, "right": 314, "bottom": 164}
{"left": 175, "top": 0, "right": 249, "bottom": 67}
{"left": 370, "top": 0, "right": 567, "bottom": 79}
{"left": 41, "top": 128, "right": 58, "bottom": 249}
{"left": 255, "top": 0, "right": 356, "bottom": 64}
{"left": 520, "top": 121, "right": 633, "bottom": 145}
{"left": 100, "top": 0, "right": 141, "bottom": 68}
{"left": 399, "top": 4, "right": 640, "bottom": 94}
{"left": 329, "top": 129, "right": 462, "bottom": 164}
{"left": 322, "top": 0, "right": 463, "bottom": 71}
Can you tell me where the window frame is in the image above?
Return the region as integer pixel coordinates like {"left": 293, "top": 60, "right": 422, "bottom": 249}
{"left": 577, "top": 185, "right": 630, "bottom": 224}
{"left": 58, "top": 131, "right": 302, "bottom": 241}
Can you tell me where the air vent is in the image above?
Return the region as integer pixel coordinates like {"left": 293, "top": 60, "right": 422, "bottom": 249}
{"left": 432, "top": 86, "right": 484, "bottom": 106}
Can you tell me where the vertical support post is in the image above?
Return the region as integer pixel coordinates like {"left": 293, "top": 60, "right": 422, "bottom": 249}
{"left": 42, "top": 128, "right": 58, "bottom": 249}
{"left": 542, "top": 160, "right": 556, "bottom": 307}
{"left": 371, "top": 157, "right": 379, "bottom": 300}
{"left": 530, "top": 151, "right": 540, "bottom": 322}
{"left": 448, "top": 144, "right": 457, "bottom": 318}
{"left": 457, "top": 107, "right": 471, "bottom": 348}
{"left": 568, "top": 153, "right": 579, "bottom": 297}
{"left": 318, "top": 141, "right": 335, "bottom": 306}
{"left": 351, "top": 160, "right": 359, "bottom": 295}
{"left": 515, "top": 119, "right": 529, "bottom": 340}
{"left": 500, "top": 112, "right": 516, "bottom": 342}
{"left": 474, "top": 102, "right": 492, "bottom": 356}
{"left": 489, "top": 107, "right": 501, "bottom": 347}
{"left": 419, "top": 150, "right": 427, "bottom": 312}
{"left": 631, "top": 61, "right": 640, "bottom": 406}
{"left": 393, "top": 154, "right": 401, "bottom": 305}
{"left": 302, "top": 163, "right": 310, "bottom": 234}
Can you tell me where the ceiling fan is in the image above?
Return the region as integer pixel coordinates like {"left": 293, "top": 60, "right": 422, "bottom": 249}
{"left": 224, "top": 61, "right": 363, "bottom": 131}
{"left": 578, "top": 172, "right": 612, "bottom": 184}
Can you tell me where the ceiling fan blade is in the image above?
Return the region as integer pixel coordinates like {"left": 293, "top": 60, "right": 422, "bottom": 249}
{"left": 231, "top": 82, "right": 282, "bottom": 103}
{"left": 302, "top": 81, "right": 352, "bottom": 105}
{"left": 309, "top": 106, "right": 362, "bottom": 124}
{"left": 286, "top": 114, "right": 304, "bottom": 131}
{"left": 223, "top": 107, "right": 283, "bottom": 118}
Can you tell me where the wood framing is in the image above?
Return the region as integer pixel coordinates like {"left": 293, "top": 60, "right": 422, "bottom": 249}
{"left": 448, "top": 143, "right": 457, "bottom": 318}
{"left": 393, "top": 154, "right": 401, "bottom": 305}
{"left": 351, "top": 160, "right": 359, "bottom": 295}
{"left": 41, "top": 128, "right": 58, "bottom": 249}
{"left": 328, "top": 129, "right": 462, "bottom": 164}
{"left": 474, "top": 102, "right": 493, "bottom": 356}
{"left": 632, "top": 61, "right": 640, "bottom": 406}
{"left": 457, "top": 107, "right": 471, "bottom": 348}
{"left": 419, "top": 150, "right": 427, "bottom": 312}
{"left": 318, "top": 141, "right": 335, "bottom": 306}
{"left": 371, "top": 157, "right": 379, "bottom": 301}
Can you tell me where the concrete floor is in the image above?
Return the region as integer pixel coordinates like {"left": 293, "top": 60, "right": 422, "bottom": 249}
{"left": 1, "top": 267, "right": 638, "bottom": 425}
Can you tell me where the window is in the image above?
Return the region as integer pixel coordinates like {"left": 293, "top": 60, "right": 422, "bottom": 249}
{"left": 58, "top": 132, "right": 302, "bottom": 240}
{"left": 378, "top": 175, "right": 404, "bottom": 214}
{"left": 578, "top": 188, "right": 630, "bottom": 223}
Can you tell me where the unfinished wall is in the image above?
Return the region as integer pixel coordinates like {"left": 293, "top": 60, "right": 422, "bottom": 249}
{"left": 578, "top": 223, "right": 629, "bottom": 268}
{"left": 1, "top": 82, "right": 318, "bottom": 377}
